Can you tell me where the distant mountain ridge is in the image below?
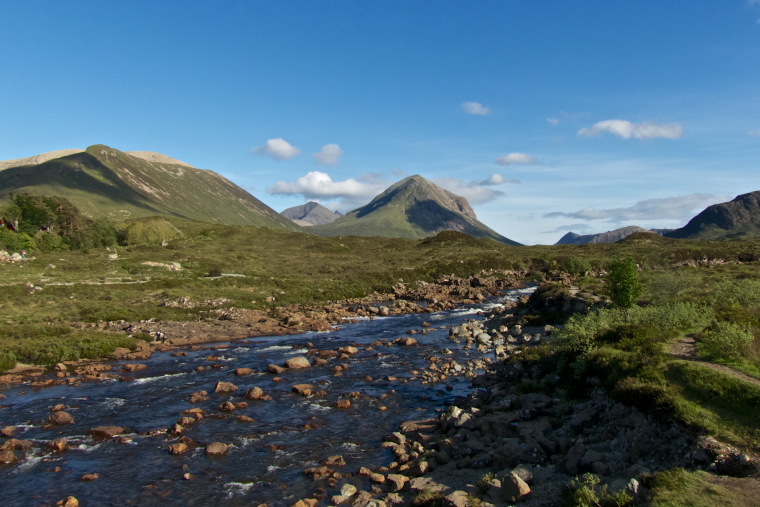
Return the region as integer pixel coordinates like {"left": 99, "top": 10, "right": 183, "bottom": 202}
{"left": 0, "top": 145, "right": 300, "bottom": 231}
{"left": 281, "top": 201, "right": 341, "bottom": 226}
{"left": 309, "top": 175, "right": 521, "bottom": 245}
{"left": 556, "top": 226, "right": 654, "bottom": 245}
{"left": 666, "top": 190, "right": 760, "bottom": 240}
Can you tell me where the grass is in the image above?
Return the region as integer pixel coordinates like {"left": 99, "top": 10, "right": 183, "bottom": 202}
{"left": 643, "top": 468, "right": 747, "bottom": 507}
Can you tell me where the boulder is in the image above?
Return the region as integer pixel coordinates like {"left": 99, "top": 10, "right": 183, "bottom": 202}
{"left": 291, "top": 500, "right": 318, "bottom": 507}
{"left": 370, "top": 473, "right": 386, "bottom": 484}
{"left": 235, "top": 368, "right": 254, "bottom": 376}
{"left": 284, "top": 356, "right": 311, "bottom": 369}
{"left": 89, "top": 426, "right": 125, "bottom": 438}
{"left": 443, "top": 491, "right": 470, "bottom": 507}
{"left": 341, "top": 483, "right": 358, "bottom": 496}
{"left": 56, "top": 497, "right": 79, "bottom": 507}
{"left": 214, "top": 381, "right": 238, "bottom": 394}
{"left": 501, "top": 472, "right": 531, "bottom": 503}
{"left": 206, "top": 442, "right": 229, "bottom": 455}
{"left": 395, "top": 337, "right": 418, "bottom": 346}
{"left": 511, "top": 464, "right": 534, "bottom": 484}
{"left": 292, "top": 384, "right": 315, "bottom": 396}
{"left": 47, "top": 438, "right": 69, "bottom": 452}
{"left": 322, "top": 455, "right": 346, "bottom": 467}
{"left": 339, "top": 346, "right": 359, "bottom": 355}
{"left": 188, "top": 390, "right": 209, "bottom": 403}
{"left": 219, "top": 401, "right": 236, "bottom": 411}
{"left": 81, "top": 473, "right": 99, "bottom": 481}
{"left": 267, "top": 364, "right": 286, "bottom": 374}
{"left": 48, "top": 412, "right": 74, "bottom": 425}
{"left": 386, "top": 474, "right": 408, "bottom": 492}
{"left": 169, "top": 443, "right": 188, "bottom": 455}
{"left": 244, "top": 387, "right": 265, "bottom": 400}
{"left": 1, "top": 439, "right": 34, "bottom": 451}
{"left": 333, "top": 400, "right": 351, "bottom": 409}
{"left": 121, "top": 364, "right": 147, "bottom": 372}
{"left": 1, "top": 426, "right": 17, "bottom": 437}
{"left": 0, "top": 450, "right": 19, "bottom": 464}
{"left": 561, "top": 442, "right": 586, "bottom": 475}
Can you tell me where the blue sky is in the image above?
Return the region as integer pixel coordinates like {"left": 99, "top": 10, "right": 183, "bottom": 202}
{"left": 1, "top": 1, "right": 759, "bottom": 244}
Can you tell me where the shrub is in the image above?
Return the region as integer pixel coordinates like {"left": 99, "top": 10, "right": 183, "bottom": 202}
{"left": 0, "top": 351, "right": 16, "bottom": 373}
{"left": 561, "top": 473, "right": 632, "bottom": 507}
{"left": 565, "top": 257, "right": 592, "bottom": 275}
{"left": 606, "top": 257, "right": 643, "bottom": 310}
{"left": 698, "top": 322, "right": 754, "bottom": 360}
{"left": 0, "top": 229, "right": 36, "bottom": 251}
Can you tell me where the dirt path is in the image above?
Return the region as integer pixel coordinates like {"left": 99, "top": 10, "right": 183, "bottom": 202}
{"left": 669, "top": 336, "right": 760, "bottom": 388}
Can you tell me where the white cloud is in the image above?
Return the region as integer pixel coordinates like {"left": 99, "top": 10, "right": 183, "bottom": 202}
{"left": 268, "top": 171, "right": 390, "bottom": 212}
{"left": 252, "top": 138, "right": 301, "bottom": 160}
{"left": 544, "top": 193, "right": 724, "bottom": 222}
{"left": 313, "top": 144, "right": 344, "bottom": 166}
{"left": 496, "top": 153, "right": 538, "bottom": 165}
{"left": 479, "top": 173, "right": 520, "bottom": 186}
{"left": 578, "top": 120, "right": 683, "bottom": 140}
{"left": 433, "top": 178, "right": 504, "bottom": 205}
{"left": 747, "top": 128, "right": 760, "bottom": 137}
{"left": 461, "top": 102, "right": 491, "bottom": 115}
{"left": 547, "top": 118, "right": 560, "bottom": 126}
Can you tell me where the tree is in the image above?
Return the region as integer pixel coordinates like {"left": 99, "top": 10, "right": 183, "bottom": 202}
{"left": 606, "top": 257, "right": 643, "bottom": 310}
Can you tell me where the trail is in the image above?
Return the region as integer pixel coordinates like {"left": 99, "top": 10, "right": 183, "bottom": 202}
{"left": 669, "top": 336, "right": 760, "bottom": 388}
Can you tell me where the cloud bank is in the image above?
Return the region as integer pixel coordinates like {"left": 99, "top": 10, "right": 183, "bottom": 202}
{"left": 544, "top": 193, "right": 723, "bottom": 222}
{"left": 461, "top": 102, "right": 491, "bottom": 115}
{"left": 433, "top": 173, "right": 519, "bottom": 205}
{"left": 496, "top": 153, "right": 538, "bottom": 165}
{"left": 313, "top": 144, "right": 344, "bottom": 166}
{"left": 578, "top": 120, "right": 683, "bottom": 140}
{"left": 253, "top": 138, "right": 301, "bottom": 159}
{"left": 268, "top": 171, "right": 390, "bottom": 211}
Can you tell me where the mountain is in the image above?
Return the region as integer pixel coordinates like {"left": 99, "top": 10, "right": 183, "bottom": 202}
{"left": 281, "top": 201, "right": 341, "bottom": 226}
{"left": 0, "top": 149, "right": 84, "bottom": 171}
{"left": 555, "top": 226, "right": 653, "bottom": 245}
{"left": 666, "top": 191, "right": 760, "bottom": 240}
{"left": 0, "top": 145, "right": 301, "bottom": 231}
{"left": 309, "top": 175, "right": 521, "bottom": 245}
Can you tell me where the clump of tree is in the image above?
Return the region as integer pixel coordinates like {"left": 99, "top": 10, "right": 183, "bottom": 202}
{"left": 0, "top": 193, "right": 117, "bottom": 251}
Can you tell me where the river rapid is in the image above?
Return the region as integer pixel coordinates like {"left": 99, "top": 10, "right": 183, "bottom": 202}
{"left": 0, "top": 288, "right": 534, "bottom": 507}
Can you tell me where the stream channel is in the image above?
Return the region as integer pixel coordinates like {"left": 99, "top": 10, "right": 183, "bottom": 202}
{"left": 0, "top": 287, "right": 534, "bottom": 507}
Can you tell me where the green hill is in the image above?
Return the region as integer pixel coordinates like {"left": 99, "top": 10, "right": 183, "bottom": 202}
{"left": 309, "top": 175, "right": 521, "bottom": 245}
{"left": 666, "top": 191, "right": 760, "bottom": 240}
{"left": 0, "top": 145, "right": 300, "bottom": 231}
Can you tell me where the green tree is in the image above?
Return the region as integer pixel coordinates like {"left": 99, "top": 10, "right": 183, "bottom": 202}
{"left": 606, "top": 257, "right": 643, "bottom": 310}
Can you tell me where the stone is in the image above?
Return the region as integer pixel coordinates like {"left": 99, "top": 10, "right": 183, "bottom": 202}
{"left": 121, "top": 364, "right": 148, "bottom": 372}
{"left": 188, "top": 391, "right": 209, "bottom": 403}
{"left": 561, "top": 442, "right": 586, "bottom": 475}
{"left": 580, "top": 449, "right": 606, "bottom": 469}
{"left": 206, "top": 442, "right": 229, "bottom": 455}
{"left": 333, "top": 400, "right": 351, "bottom": 409}
{"left": 395, "top": 337, "right": 418, "bottom": 346}
{"left": 1, "top": 426, "right": 17, "bottom": 437}
{"left": 303, "top": 466, "right": 333, "bottom": 479}
{"left": 81, "top": 473, "right": 99, "bottom": 481}
{"left": 501, "top": 472, "right": 531, "bottom": 503}
{"left": 284, "top": 356, "right": 311, "bottom": 369}
{"left": 267, "top": 364, "right": 286, "bottom": 374}
{"left": 169, "top": 443, "right": 188, "bottom": 455}
{"left": 591, "top": 461, "right": 609, "bottom": 476}
{"left": 89, "top": 426, "right": 125, "bottom": 438}
{"left": 0, "top": 450, "right": 19, "bottom": 464}
{"left": 444, "top": 490, "right": 470, "bottom": 507}
{"left": 383, "top": 432, "right": 406, "bottom": 445}
{"left": 1, "top": 439, "right": 34, "bottom": 451}
{"left": 370, "top": 473, "right": 385, "bottom": 484}
{"left": 386, "top": 474, "right": 408, "bottom": 492}
{"left": 511, "top": 464, "right": 534, "bottom": 484}
{"left": 244, "top": 387, "right": 265, "bottom": 400}
{"left": 322, "top": 455, "right": 347, "bottom": 467}
{"left": 237, "top": 415, "right": 254, "bottom": 422}
{"left": 341, "top": 483, "right": 358, "bottom": 496}
{"left": 292, "top": 384, "right": 315, "bottom": 396}
{"left": 219, "top": 401, "right": 236, "bottom": 411}
{"left": 51, "top": 404, "right": 66, "bottom": 412}
{"left": 56, "top": 497, "right": 79, "bottom": 507}
{"left": 214, "top": 381, "right": 238, "bottom": 394}
{"left": 291, "top": 500, "right": 318, "bottom": 507}
{"left": 48, "top": 412, "right": 74, "bottom": 425}
{"left": 47, "top": 438, "right": 69, "bottom": 452}
{"left": 235, "top": 368, "right": 254, "bottom": 376}
{"left": 54, "top": 363, "right": 67, "bottom": 371}
{"left": 332, "top": 495, "right": 350, "bottom": 505}
{"left": 339, "top": 346, "right": 359, "bottom": 355}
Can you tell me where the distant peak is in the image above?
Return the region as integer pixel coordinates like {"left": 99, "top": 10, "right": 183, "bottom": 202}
{"left": 0, "top": 149, "right": 84, "bottom": 171}
{"left": 126, "top": 151, "right": 195, "bottom": 168}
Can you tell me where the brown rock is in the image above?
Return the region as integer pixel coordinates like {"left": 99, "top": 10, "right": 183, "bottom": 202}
{"left": 54, "top": 363, "right": 68, "bottom": 371}
{"left": 395, "top": 337, "right": 418, "bottom": 346}
{"left": 321, "top": 455, "right": 347, "bottom": 467}
{"left": 284, "top": 356, "right": 311, "bottom": 369}
{"left": 292, "top": 384, "right": 315, "bottom": 396}
{"left": 51, "top": 404, "right": 66, "bottom": 412}
{"left": 206, "top": 442, "right": 229, "bottom": 455}
{"left": 121, "top": 364, "right": 148, "bottom": 372}
{"left": 214, "top": 381, "right": 238, "bottom": 394}
{"left": 291, "top": 500, "right": 318, "bottom": 507}
{"left": 219, "top": 401, "right": 237, "bottom": 412}
{"left": 0, "top": 450, "right": 19, "bottom": 464}
{"left": 235, "top": 368, "right": 254, "bottom": 376}
{"left": 313, "top": 358, "right": 328, "bottom": 367}
{"left": 370, "top": 473, "right": 385, "bottom": 484}
{"left": 47, "top": 438, "right": 69, "bottom": 452}
{"left": 237, "top": 415, "right": 254, "bottom": 422}
{"left": 48, "top": 411, "right": 74, "bottom": 425}
{"left": 244, "top": 387, "right": 265, "bottom": 400}
{"left": 1, "top": 439, "right": 34, "bottom": 451}
{"left": 169, "top": 443, "right": 189, "bottom": 455}
{"left": 188, "top": 390, "right": 209, "bottom": 403}
{"left": 267, "top": 364, "right": 286, "bottom": 374}
{"left": 177, "top": 417, "right": 195, "bottom": 426}
{"left": 1, "top": 426, "right": 17, "bottom": 437}
{"left": 56, "top": 496, "right": 79, "bottom": 507}
{"left": 302, "top": 466, "right": 333, "bottom": 479}
{"left": 339, "top": 346, "right": 359, "bottom": 355}
{"left": 333, "top": 400, "right": 351, "bottom": 409}
{"left": 89, "top": 426, "right": 125, "bottom": 438}
{"left": 501, "top": 472, "right": 531, "bottom": 503}
{"left": 386, "top": 474, "right": 409, "bottom": 492}
{"left": 81, "top": 473, "right": 99, "bottom": 481}
{"left": 358, "top": 466, "right": 372, "bottom": 476}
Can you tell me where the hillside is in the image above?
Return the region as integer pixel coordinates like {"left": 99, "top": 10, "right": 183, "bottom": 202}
{"left": 309, "top": 175, "right": 521, "bottom": 245}
{"left": 281, "top": 201, "right": 341, "bottom": 226}
{"left": 666, "top": 190, "right": 760, "bottom": 240}
{"left": 0, "top": 145, "right": 301, "bottom": 231}
{"left": 556, "top": 226, "right": 653, "bottom": 245}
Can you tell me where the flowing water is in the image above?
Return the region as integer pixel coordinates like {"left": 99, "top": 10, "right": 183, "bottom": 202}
{"left": 0, "top": 288, "right": 534, "bottom": 506}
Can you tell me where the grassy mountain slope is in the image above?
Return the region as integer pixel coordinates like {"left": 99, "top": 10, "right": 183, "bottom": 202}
{"left": 0, "top": 145, "right": 301, "bottom": 231}
{"left": 281, "top": 201, "right": 341, "bottom": 225}
{"left": 556, "top": 226, "right": 652, "bottom": 245}
{"left": 667, "top": 191, "right": 760, "bottom": 240}
{"left": 309, "top": 175, "right": 521, "bottom": 245}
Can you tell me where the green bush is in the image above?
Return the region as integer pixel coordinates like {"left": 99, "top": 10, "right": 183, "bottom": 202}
{"left": 0, "top": 351, "right": 16, "bottom": 373}
{"left": 35, "top": 231, "right": 66, "bottom": 251}
{"left": 0, "top": 229, "right": 36, "bottom": 251}
{"left": 561, "top": 473, "right": 632, "bottom": 507}
{"left": 606, "top": 257, "right": 643, "bottom": 310}
{"left": 565, "top": 257, "right": 592, "bottom": 275}
{"left": 698, "top": 322, "right": 754, "bottom": 360}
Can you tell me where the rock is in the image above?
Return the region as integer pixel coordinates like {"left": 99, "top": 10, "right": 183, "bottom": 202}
{"left": 443, "top": 490, "right": 470, "bottom": 507}
{"left": 214, "top": 381, "right": 238, "bottom": 394}
{"left": 322, "top": 455, "right": 347, "bottom": 467}
{"left": 121, "top": 363, "right": 147, "bottom": 372}
{"left": 81, "top": 473, "right": 99, "bottom": 481}
{"left": 112, "top": 347, "right": 131, "bottom": 360}
{"left": 1, "top": 426, "right": 17, "bottom": 437}
{"left": 188, "top": 390, "right": 209, "bottom": 403}
{"left": 56, "top": 497, "right": 79, "bottom": 507}
{"left": 284, "top": 356, "right": 311, "bottom": 369}
{"left": 292, "top": 384, "right": 315, "bottom": 396}
{"left": 169, "top": 443, "right": 189, "bottom": 455}
{"left": 501, "top": 472, "right": 531, "bottom": 503}
{"left": 383, "top": 432, "right": 407, "bottom": 445}
{"left": 580, "top": 449, "right": 606, "bottom": 469}
{"left": 291, "top": 500, "right": 319, "bottom": 507}
{"left": 0, "top": 450, "right": 19, "bottom": 464}
{"left": 244, "top": 387, "right": 265, "bottom": 400}
{"left": 333, "top": 400, "right": 351, "bottom": 409}
{"left": 1, "top": 439, "right": 34, "bottom": 451}
{"left": 591, "top": 461, "right": 609, "bottom": 475}
{"left": 237, "top": 415, "right": 254, "bottom": 422}
{"left": 386, "top": 474, "right": 409, "bottom": 492}
{"left": 47, "top": 438, "right": 69, "bottom": 452}
{"left": 206, "top": 442, "right": 229, "bottom": 455}
{"left": 267, "top": 364, "right": 286, "bottom": 374}
{"left": 370, "top": 473, "right": 385, "bottom": 484}
{"left": 341, "top": 483, "right": 358, "bottom": 496}
{"left": 332, "top": 495, "right": 350, "bottom": 505}
{"left": 235, "top": 368, "right": 253, "bottom": 376}
{"left": 48, "top": 412, "right": 74, "bottom": 425}
{"left": 611, "top": 478, "right": 640, "bottom": 496}
{"left": 561, "top": 442, "right": 586, "bottom": 475}
{"left": 51, "top": 404, "right": 66, "bottom": 412}
{"left": 219, "top": 401, "right": 237, "bottom": 411}
{"left": 519, "top": 393, "right": 553, "bottom": 413}
{"left": 303, "top": 466, "right": 333, "bottom": 479}
{"left": 395, "top": 337, "right": 418, "bottom": 346}
{"left": 89, "top": 426, "right": 125, "bottom": 438}
{"left": 54, "top": 363, "right": 67, "bottom": 372}
{"left": 512, "top": 464, "right": 534, "bottom": 484}
{"left": 339, "top": 346, "right": 359, "bottom": 355}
